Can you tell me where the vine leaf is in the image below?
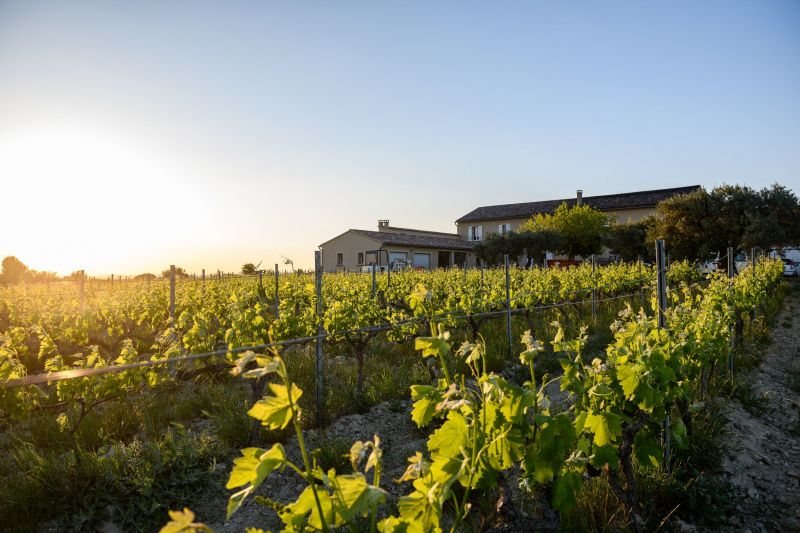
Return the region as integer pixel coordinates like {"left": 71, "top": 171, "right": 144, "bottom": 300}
{"left": 247, "top": 383, "right": 302, "bottom": 430}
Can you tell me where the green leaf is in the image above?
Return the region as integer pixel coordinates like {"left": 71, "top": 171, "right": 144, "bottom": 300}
{"left": 671, "top": 417, "right": 688, "bottom": 448}
{"left": 552, "top": 471, "right": 582, "bottom": 511}
{"left": 584, "top": 411, "right": 622, "bottom": 447}
{"left": 414, "top": 336, "right": 449, "bottom": 360}
{"left": 247, "top": 383, "right": 302, "bottom": 430}
{"left": 410, "top": 385, "right": 442, "bottom": 427}
{"left": 427, "top": 411, "right": 469, "bottom": 469}
{"left": 617, "top": 364, "right": 642, "bottom": 398}
{"left": 329, "top": 472, "right": 387, "bottom": 522}
{"left": 589, "top": 444, "right": 618, "bottom": 469}
{"left": 633, "top": 433, "right": 662, "bottom": 468}
{"left": 226, "top": 488, "right": 251, "bottom": 521}
{"left": 378, "top": 516, "right": 425, "bottom": 533}
{"left": 159, "top": 508, "right": 214, "bottom": 533}
{"left": 280, "top": 486, "right": 335, "bottom": 531}
{"left": 226, "top": 444, "right": 286, "bottom": 490}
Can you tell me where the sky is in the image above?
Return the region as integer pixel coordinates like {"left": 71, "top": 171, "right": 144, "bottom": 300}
{"left": 1, "top": 1, "right": 798, "bottom": 275}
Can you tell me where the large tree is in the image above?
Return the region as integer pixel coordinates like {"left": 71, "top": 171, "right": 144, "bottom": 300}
{"left": 741, "top": 184, "right": 800, "bottom": 249}
{"left": 649, "top": 184, "right": 800, "bottom": 260}
{"left": 607, "top": 220, "right": 651, "bottom": 262}
{"left": 521, "top": 203, "right": 609, "bottom": 259}
{"left": 1, "top": 256, "right": 28, "bottom": 284}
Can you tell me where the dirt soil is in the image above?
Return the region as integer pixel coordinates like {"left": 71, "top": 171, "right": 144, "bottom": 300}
{"left": 710, "top": 284, "right": 800, "bottom": 532}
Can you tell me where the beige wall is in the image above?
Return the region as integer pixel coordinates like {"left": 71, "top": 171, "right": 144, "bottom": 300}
{"left": 320, "top": 231, "right": 475, "bottom": 272}
{"left": 319, "top": 232, "right": 382, "bottom": 273}
{"left": 456, "top": 217, "right": 528, "bottom": 241}
{"left": 605, "top": 207, "right": 654, "bottom": 223}
{"left": 457, "top": 207, "right": 656, "bottom": 241}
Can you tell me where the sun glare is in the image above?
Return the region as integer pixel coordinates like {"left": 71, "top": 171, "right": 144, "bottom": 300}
{"left": 0, "top": 125, "right": 195, "bottom": 275}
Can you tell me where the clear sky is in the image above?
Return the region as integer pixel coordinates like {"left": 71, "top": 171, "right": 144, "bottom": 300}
{"left": 1, "top": 1, "right": 798, "bottom": 275}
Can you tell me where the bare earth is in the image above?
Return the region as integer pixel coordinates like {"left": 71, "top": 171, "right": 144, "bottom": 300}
{"left": 714, "top": 284, "right": 800, "bottom": 532}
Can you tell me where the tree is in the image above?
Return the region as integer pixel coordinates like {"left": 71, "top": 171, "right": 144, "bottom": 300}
{"left": 517, "top": 230, "right": 564, "bottom": 266}
{"left": 741, "top": 184, "right": 800, "bottom": 249}
{"left": 134, "top": 273, "right": 157, "bottom": 281}
{"left": 241, "top": 263, "right": 257, "bottom": 275}
{"left": 521, "top": 203, "right": 609, "bottom": 259}
{"left": 607, "top": 220, "right": 650, "bottom": 262}
{"left": 161, "top": 267, "right": 189, "bottom": 278}
{"left": 647, "top": 189, "right": 713, "bottom": 260}
{"left": 1, "top": 256, "right": 28, "bottom": 284}
{"left": 649, "top": 184, "right": 800, "bottom": 260}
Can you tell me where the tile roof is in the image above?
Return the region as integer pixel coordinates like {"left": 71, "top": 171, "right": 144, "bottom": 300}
{"left": 350, "top": 230, "right": 475, "bottom": 251}
{"left": 455, "top": 185, "right": 702, "bottom": 223}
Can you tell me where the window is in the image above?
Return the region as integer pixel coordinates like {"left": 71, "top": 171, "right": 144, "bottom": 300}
{"left": 498, "top": 223, "right": 511, "bottom": 234}
{"left": 336, "top": 253, "right": 343, "bottom": 266}
{"left": 454, "top": 252, "right": 466, "bottom": 267}
{"left": 468, "top": 225, "right": 483, "bottom": 241}
{"left": 357, "top": 252, "right": 365, "bottom": 265}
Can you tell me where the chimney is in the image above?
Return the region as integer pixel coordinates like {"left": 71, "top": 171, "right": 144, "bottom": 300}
{"left": 378, "top": 219, "right": 390, "bottom": 230}
{"left": 576, "top": 190, "right": 583, "bottom": 206}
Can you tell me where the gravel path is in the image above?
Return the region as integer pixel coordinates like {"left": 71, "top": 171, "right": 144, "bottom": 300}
{"left": 714, "top": 283, "right": 800, "bottom": 532}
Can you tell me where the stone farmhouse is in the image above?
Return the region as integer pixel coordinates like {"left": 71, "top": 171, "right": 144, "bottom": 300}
{"left": 319, "top": 185, "right": 700, "bottom": 272}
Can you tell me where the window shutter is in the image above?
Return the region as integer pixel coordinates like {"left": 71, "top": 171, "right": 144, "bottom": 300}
{"left": 477, "top": 226, "right": 483, "bottom": 240}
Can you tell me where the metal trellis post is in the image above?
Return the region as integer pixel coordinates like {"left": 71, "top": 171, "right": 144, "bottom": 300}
{"left": 727, "top": 246, "right": 735, "bottom": 374}
{"left": 591, "top": 254, "right": 597, "bottom": 324}
{"left": 314, "top": 251, "right": 325, "bottom": 427}
{"left": 655, "top": 240, "right": 670, "bottom": 471}
{"left": 169, "top": 265, "right": 176, "bottom": 321}
{"left": 504, "top": 254, "right": 513, "bottom": 359}
{"left": 274, "top": 264, "right": 280, "bottom": 319}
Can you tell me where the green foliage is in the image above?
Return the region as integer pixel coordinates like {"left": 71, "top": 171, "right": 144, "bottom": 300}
{"left": 649, "top": 183, "right": 800, "bottom": 259}
{"left": 1, "top": 256, "right": 28, "bottom": 284}
{"left": 607, "top": 220, "right": 651, "bottom": 262}
{"left": 521, "top": 202, "right": 610, "bottom": 259}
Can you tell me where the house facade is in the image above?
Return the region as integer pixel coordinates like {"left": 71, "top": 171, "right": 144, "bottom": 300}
{"left": 455, "top": 186, "right": 701, "bottom": 251}
{"left": 318, "top": 186, "right": 700, "bottom": 271}
{"left": 319, "top": 220, "right": 475, "bottom": 272}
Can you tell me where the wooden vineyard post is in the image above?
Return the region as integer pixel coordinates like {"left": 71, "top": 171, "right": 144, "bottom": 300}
{"left": 727, "top": 246, "right": 735, "bottom": 374}
{"left": 79, "top": 269, "right": 85, "bottom": 309}
{"left": 591, "top": 254, "right": 597, "bottom": 325}
{"left": 504, "top": 254, "right": 513, "bottom": 360}
{"left": 655, "top": 240, "right": 670, "bottom": 471}
{"left": 314, "top": 251, "right": 325, "bottom": 427}
{"left": 274, "top": 264, "right": 280, "bottom": 319}
{"left": 371, "top": 262, "right": 376, "bottom": 297}
{"left": 169, "top": 265, "right": 176, "bottom": 322}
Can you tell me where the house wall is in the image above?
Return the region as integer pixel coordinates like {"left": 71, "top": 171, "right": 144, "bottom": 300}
{"left": 457, "top": 207, "right": 658, "bottom": 264}
{"left": 320, "top": 231, "right": 476, "bottom": 272}
{"left": 319, "top": 232, "right": 382, "bottom": 272}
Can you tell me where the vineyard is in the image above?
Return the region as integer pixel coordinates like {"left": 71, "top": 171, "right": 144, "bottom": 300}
{"left": 0, "top": 257, "right": 788, "bottom": 532}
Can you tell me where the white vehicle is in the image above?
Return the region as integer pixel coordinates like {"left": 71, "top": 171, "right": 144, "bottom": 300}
{"left": 782, "top": 258, "right": 799, "bottom": 277}
{"left": 734, "top": 253, "right": 750, "bottom": 273}
{"left": 699, "top": 253, "right": 721, "bottom": 274}
{"left": 360, "top": 264, "right": 387, "bottom": 273}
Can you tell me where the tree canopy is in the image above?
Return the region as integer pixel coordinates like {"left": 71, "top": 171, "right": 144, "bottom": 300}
{"left": 161, "top": 267, "right": 189, "bottom": 278}
{"left": 648, "top": 184, "right": 800, "bottom": 260}
{"left": 1, "top": 256, "right": 28, "bottom": 284}
{"left": 520, "top": 203, "right": 609, "bottom": 259}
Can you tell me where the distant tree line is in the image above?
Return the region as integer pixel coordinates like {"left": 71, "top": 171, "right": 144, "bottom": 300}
{"left": 474, "top": 183, "right": 800, "bottom": 266}
{"left": 0, "top": 257, "right": 59, "bottom": 284}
